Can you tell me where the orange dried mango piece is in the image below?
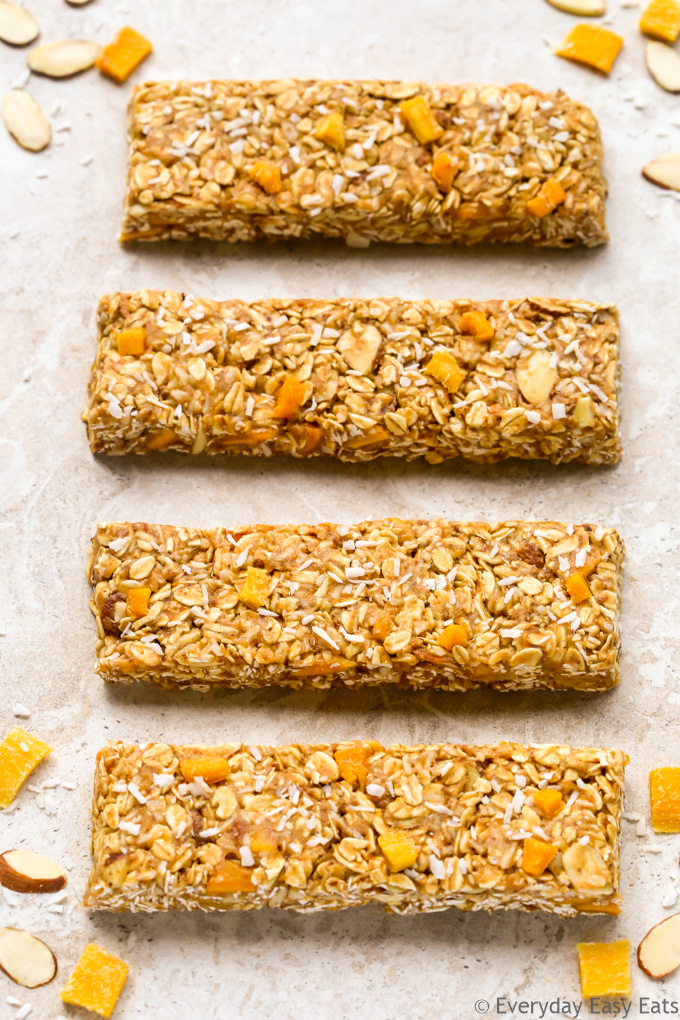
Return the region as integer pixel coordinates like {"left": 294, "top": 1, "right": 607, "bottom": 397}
{"left": 315, "top": 111, "right": 345, "bottom": 150}
{"left": 343, "top": 426, "right": 391, "bottom": 450}
{"left": 521, "top": 837, "right": 557, "bottom": 876}
{"left": 371, "top": 610, "right": 393, "bottom": 643}
{"left": 273, "top": 375, "right": 306, "bottom": 418}
{"left": 437, "top": 623, "right": 468, "bottom": 650}
{"left": 61, "top": 943, "right": 129, "bottom": 1018}
{"left": 577, "top": 940, "right": 631, "bottom": 998}
{"left": 555, "top": 24, "right": 623, "bottom": 74}
{"left": 379, "top": 831, "right": 419, "bottom": 871}
{"left": 126, "top": 587, "right": 151, "bottom": 619}
{"left": 424, "top": 350, "right": 467, "bottom": 394}
{"left": 334, "top": 745, "right": 369, "bottom": 789}
{"left": 431, "top": 151, "right": 458, "bottom": 191}
{"left": 237, "top": 565, "right": 271, "bottom": 609}
{"left": 527, "top": 178, "right": 567, "bottom": 218}
{"left": 533, "top": 788, "right": 564, "bottom": 819}
{"left": 206, "top": 859, "right": 255, "bottom": 894}
{"left": 0, "top": 728, "right": 52, "bottom": 809}
{"left": 96, "top": 26, "right": 152, "bottom": 84}
{"left": 180, "top": 756, "right": 230, "bottom": 784}
{"left": 116, "top": 327, "right": 146, "bottom": 356}
{"left": 295, "top": 657, "right": 354, "bottom": 676}
{"left": 459, "top": 310, "right": 495, "bottom": 341}
{"left": 250, "top": 829, "right": 278, "bottom": 854}
{"left": 650, "top": 767, "right": 680, "bottom": 832}
{"left": 251, "top": 160, "right": 281, "bottom": 194}
{"left": 456, "top": 201, "right": 495, "bottom": 220}
{"left": 145, "top": 429, "right": 178, "bottom": 451}
{"left": 566, "top": 571, "right": 592, "bottom": 604}
{"left": 400, "top": 96, "right": 443, "bottom": 145}
{"left": 640, "top": 0, "right": 680, "bottom": 42}
{"left": 294, "top": 424, "right": 324, "bottom": 455}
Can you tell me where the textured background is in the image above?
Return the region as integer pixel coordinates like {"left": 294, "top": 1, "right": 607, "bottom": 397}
{"left": 1, "top": 0, "right": 679, "bottom": 1017}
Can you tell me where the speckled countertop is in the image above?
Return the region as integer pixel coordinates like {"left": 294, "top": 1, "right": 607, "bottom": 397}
{"left": 1, "top": 1, "right": 680, "bottom": 1017}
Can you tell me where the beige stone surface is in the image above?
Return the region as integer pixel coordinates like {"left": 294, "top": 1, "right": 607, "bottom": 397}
{"left": 1, "top": 0, "right": 679, "bottom": 1017}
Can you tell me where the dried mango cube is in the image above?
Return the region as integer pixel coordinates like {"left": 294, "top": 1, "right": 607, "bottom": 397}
{"left": 180, "top": 756, "right": 230, "bottom": 784}
{"left": 0, "top": 728, "right": 52, "bottom": 809}
{"left": 400, "top": 96, "right": 443, "bottom": 145}
{"left": 273, "top": 375, "right": 306, "bottom": 418}
{"left": 527, "top": 178, "right": 567, "bottom": 218}
{"left": 640, "top": 0, "right": 680, "bottom": 42}
{"left": 206, "top": 859, "right": 255, "bottom": 894}
{"left": 533, "top": 789, "right": 564, "bottom": 819}
{"left": 251, "top": 160, "right": 281, "bottom": 194}
{"left": 379, "top": 831, "right": 419, "bottom": 871}
{"left": 126, "top": 587, "right": 151, "bottom": 619}
{"left": 334, "top": 745, "right": 369, "bottom": 788}
{"left": 650, "top": 767, "right": 680, "bottom": 832}
{"left": 96, "top": 26, "right": 152, "bottom": 84}
{"left": 61, "top": 943, "right": 129, "bottom": 1018}
{"left": 314, "top": 111, "right": 345, "bottom": 150}
{"left": 116, "top": 327, "right": 146, "bottom": 356}
{"left": 431, "top": 151, "right": 458, "bottom": 191}
{"left": 521, "top": 837, "right": 557, "bottom": 876}
{"left": 566, "top": 571, "right": 592, "bottom": 604}
{"left": 459, "top": 310, "right": 495, "bottom": 341}
{"left": 577, "top": 940, "right": 631, "bottom": 998}
{"left": 437, "top": 623, "right": 468, "bottom": 650}
{"left": 555, "top": 24, "right": 623, "bottom": 74}
{"left": 237, "top": 565, "right": 271, "bottom": 609}
{"left": 424, "top": 350, "right": 467, "bottom": 394}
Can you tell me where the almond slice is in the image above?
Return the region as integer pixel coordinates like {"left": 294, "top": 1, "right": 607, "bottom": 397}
{"left": 0, "top": 927, "right": 57, "bottom": 988}
{"left": 2, "top": 89, "right": 50, "bottom": 151}
{"left": 545, "top": 0, "right": 606, "bottom": 13}
{"left": 0, "top": 1, "right": 39, "bottom": 45}
{"left": 646, "top": 40, "right": 680, "bottom": 91}
{"left": 65, "top": 0, "right": 94, "bottom": 4}
{"left": 642, "top": 152, "right": 680, "bottom": 191}
{"left": 27, "top": 38, "right": 99, "bottom": 77}
{"left": 0, "top": 850, "right": 66, "bottom": 893}
{"left": 516, "top": 349, "right": 558, "bottom": 405}
{"left": 638, "top": 913, "right": 680, "bottom": 978}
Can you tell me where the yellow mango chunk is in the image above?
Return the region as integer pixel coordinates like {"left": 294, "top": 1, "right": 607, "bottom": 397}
{"left": 459, "top": 310, "right": 495, "bottom": 341}
{"left": 521, "top": 837, "right": 557, "bottom": 876}
{"left": 334, "top": 745, "right": 369, "bottom": 789}
{"left": 206, "top": 859, "right": 255, "bottom": 894}
{"left": 424, "top": 350, "right": 467, "bottom": 394}
{"left": 116, "top": 327, "right": 146, "bottom": 356}
{"left": 400, "top": 96, "right": 443, "bottom": 145}
{"left": 527, "top": 178, "right": 567, "bottom": 218}
{"left": 555, "top": 24, "right": 624, "bottom": 74}
{"left": 251, "top": 160, "right": 281, "bottom": 194}
{"left": 250, "top": 829, "right": 278, "bottom": 854}
{"left": 566, "top": 571, "right": 592, "bottom": 604}
{"left": 295, "top": 656, "right": 355, "bottom": 676}
{"left": 96, "top": 26, "right": 152, "bottom": 84}
{"left": 126, "top": 586, "right": 151, "bottom": 619}
{"left": 0, "top": 728, "right": 52, "bottom": 809}
{"left": 61, "top": 943, "right": 129, "bottom": 1018}
{"left": 437, "top": 623, "right": 468, "bottom": 650}
{"left": 180, "top": 756, "right": 230, "bottom": 784}
{"left": 640, "top": 0, "right": 680, "bottom": 42}
{"left": 314, "top": 111, "right": 345, "bottom": 150}
{"left": 533, "top": 789, "right": 564, "bottom": 819}
{"left": 237, "top": 565, "right": 271, "bottom": 609}
{"left": 650, "top": 767, "right": 680, "bottom": 832}
{"left": 379, "top": 830, "right": 419, "bottom": 871}
{"left": 273, "top": 375, "right": 307, "bottom": 418}
{"left": 577, "top": 940, "right": 631, "bottom": 998}
{"left": 431, "top": 151, "right": 458, "bottom": 191}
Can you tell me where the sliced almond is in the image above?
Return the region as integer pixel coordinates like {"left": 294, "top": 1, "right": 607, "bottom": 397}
{"left": 516, "top": 348, "right": 557, "bottom": 405}
{"left": 2, "top": 89, "right": 50, "bottom": 151}
{"left": 646, "top": 41, "right": 680, "bottom": 92}
{"left": 337, "top": 324, "right": 382, "bottom": 375}
{"left": 545, "top": 0, "right": 606, "bottom": 13}
{"left": 562, "top": 843, "right": 613, "bottom": 894}
{"left": 642, "top": 152, "right": 680, "bottom": 192}
{"left": 65, "top": 0, "right": 94, "bottom": 4}
{"left": 0, "top": 927, "right": 57, "bottom": 988}
{"left": 0, "top": 1, "right": 39, "bottom": 45}
{"left": 27, "top": 38, "right": 99, "bottom": 77}
{"left": 0, "top": 850, "right": 66, "bottom": 893}
{"left": 638, "top": 913, "right": 680, "bottom": 978}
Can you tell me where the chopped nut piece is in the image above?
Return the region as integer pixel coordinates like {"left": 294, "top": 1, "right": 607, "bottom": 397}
{"left": 251, "top": 160, "right": 282, "bottom": 194}
{"left": 437, "top": 623, "right": 468, "bottom": 650}
{"left": 116, "top": 327, "right": 146, "bottom": 356}
{"left": 96, "top": 26, "right": 152, "bottom": 83}
{"left": 27, "top": 39, "right": 99, "bottom": 77}
{"left": 555, "top": 24, "right": 624, "bottom": 73}
{"left": 424, "top": 350, "right": 466, "bottom": 394}
{"left": 642, "top": 152, "right": 680, "bottom": 191}
{"left": 577, "top": 941, "right": 631, "bottom": 998}
{"left": 61, "top": 943, "right": 129, "bottom": 1018}
{"left": 638, "top": 914, "right": 680, "bottom": 978}
{"left": 273, "top": 375, "right": 306, "bottom": 418}
{"left": 650, "top": 767, "right": 680, "bottom": 832}
{"left": 0, "top": 850, "right": 66, "bottom": 893}
{"left": 0, "top": 727, "right": 52, "bottom": 808}
{"left": 532, "top": 789, "right": 564, "bottom": 819}
{"left": 2, "top": 89, "right": 50, "bottom": 151}
{"left": 180, "top": 756, "right": 230, "bottom": 784}
{"left": 314, "top": 111, "right": 345, "bottom": 150}
{"left": 640, "top": 0, "right": 680, "bottom": 41}
{"left": 126, "top": 586, "right": 150, "bottom": 619}
{"left": 0, "top": 1, "right": 39, "bottom": 45}
{"left": 521, "top": 838, "right": 557, "bottom": 876}
{"left": 516, "top": 349, "right": 557, "bottom": 405}
{"left": 563, "top": 843, "right": 612, "bottom": 892}
{"left": 237, "top": 565, "right": 271, "bottom": 610}
{"left": 527, "top": 178, "right": 567, "bottom": 218}
{"left": 336, "top": 324, "right": 382, "bottom": 375}
{"left": 566, "top": 571, "right": 591, "bottom": 603}
{"left": 399, "top": 95, "right": 443, "bottom": 145}
{"left": 459, "top": 310, "right": 495, "bottom": 341}
{"left": 0, "top": 927, "right": 57, "bottom": 988}
{"left": 431, "top": 151, "right": 458, "bottom": 191}
{"left": 646, "top": 40, "right": 680, "bottom": 90}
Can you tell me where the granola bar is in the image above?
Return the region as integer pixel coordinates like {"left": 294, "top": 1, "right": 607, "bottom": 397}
{"left": 83, "top": 292, "right": 621, "bottom": 466}
{"left": 83, "top": 740, "right": 626, "bottom": 916}
{"left": 88, "top": 519, "right": 623, "bottom": 692}
{"left": 121, "top": 80, "right": 608, "bottom": 247}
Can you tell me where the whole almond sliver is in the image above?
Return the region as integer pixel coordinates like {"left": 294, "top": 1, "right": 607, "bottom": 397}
{"left": 545, "top": 0, "right": 606, "bottom": 14}
{"left": 642, "top": 152, "right": 680, "bottom": 191}
{"left": 2, "top": 89, "right": 50, "bottom": 151}
{"left": 646, "top": 40, "right": 680, "bottom": 91}
{"left": 27, "top": 39, "right": 99, "bottom": 77}
{"left": 0, "top": 1, "right": 39, "bottom": 45}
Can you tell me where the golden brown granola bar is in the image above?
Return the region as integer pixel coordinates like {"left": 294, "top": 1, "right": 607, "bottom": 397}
{"left": 88, "top": 519, "right": 623, "bottom": 691}
{"left": 83, "top": 292, "right": 621, "bottom": 465}
{"left": 84, "top": 740, "right": 626, "bottom": 916}
{"left": 121, "top": 80, "right": 607, "bottom": 247}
